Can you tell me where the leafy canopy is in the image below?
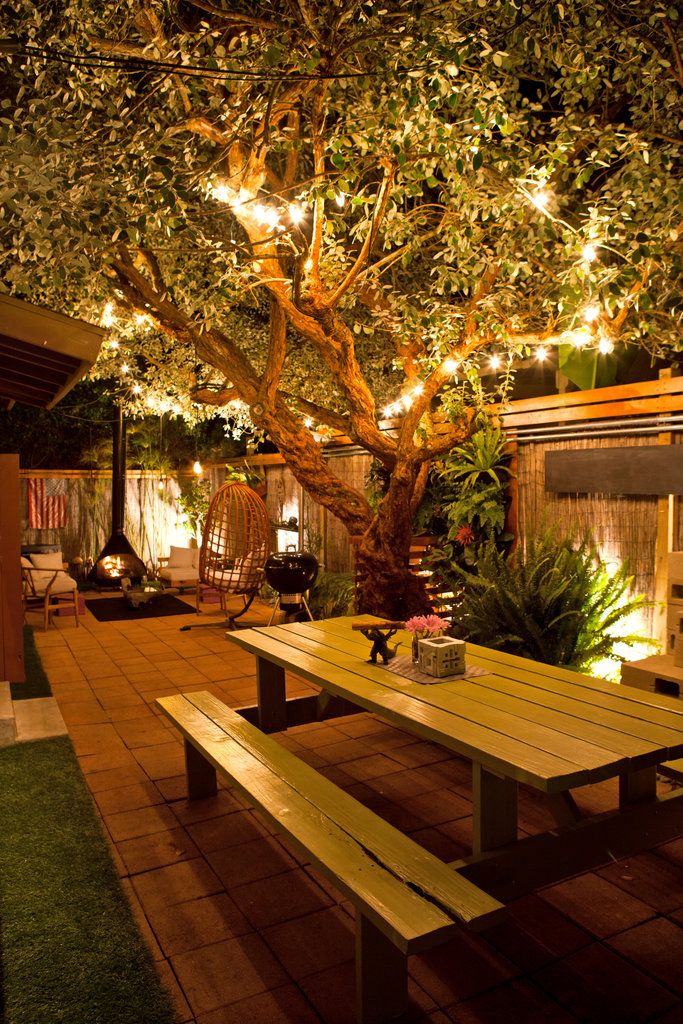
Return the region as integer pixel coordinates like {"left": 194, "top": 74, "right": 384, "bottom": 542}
{"left": 0, "top": 0, "right": 680, "bottom": 439}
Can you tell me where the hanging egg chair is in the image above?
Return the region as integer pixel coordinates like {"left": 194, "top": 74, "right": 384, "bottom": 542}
{"left": 182, "top": 480, "right": 271, "bottom": 630}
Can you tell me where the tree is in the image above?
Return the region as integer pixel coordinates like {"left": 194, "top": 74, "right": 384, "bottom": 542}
{"left": 1, "top": 0, "right": 681, "bottom": 616}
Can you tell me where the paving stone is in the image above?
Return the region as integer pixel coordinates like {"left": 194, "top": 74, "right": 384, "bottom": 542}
{"left": 597, "top": 852, "right": 683, "bottom": 914}
{"left": 93, "top": 780, "right": 164, "bottom": 815}
{"left": 541, "top": 871, "right": 656, "bottom": 938}
{"left": 232, "top": 867, "right": 335, "bottom": 929}
{"left": 117, "top": 826, "right": 200, "bottom": 875}
{"left": 104, "top": 802, "right": 181, "bottom": 842}
{"left": 146, "top": 892, "right": 251, "bottom": 956}
{"left": 300, "top": 962, "right": 435, "bottom": 1024}
{"left": 409, "top": 930, "right": 518, "bottom": 1007}
{"left": 13, "top": 697, "right": 67, "bottom": 742}
{"left": 195, "top": 983, "right": 323, "bottom": 1024}
{"left": 186, "top": 809, "right": 269, "bottom": 854}
{"left": 207, "top": 834, "right": 299, "bottom": 890}
{"left": 532, "top": 941, "right": 678, "bottom": 1022}
{"left": 607, "top": 917, "right": 683, "bottom": 995}
{"left": 261, "top": 905, "right": 354, "bottom": 980}
{"left": 171, "top": 934, "right": 288, "bottom": 1016}
{"left": 132, "top": 857, "right": 224, "bottom": 913}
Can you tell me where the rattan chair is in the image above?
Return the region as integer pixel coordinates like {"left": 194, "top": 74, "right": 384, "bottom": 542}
{"left": 183, "top": 481, "right": 270, "bottom": 630}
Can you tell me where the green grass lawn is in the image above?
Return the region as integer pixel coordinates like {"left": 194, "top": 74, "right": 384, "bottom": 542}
{"left": 0, "top": 736, "right": 177, "bottom": 1024}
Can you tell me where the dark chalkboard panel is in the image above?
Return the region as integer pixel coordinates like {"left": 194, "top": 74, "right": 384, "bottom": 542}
{"left": 545, "top": 445, "right": 683, "bottom": 495}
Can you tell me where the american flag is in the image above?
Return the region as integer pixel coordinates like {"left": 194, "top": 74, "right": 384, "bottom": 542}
{"left": 27, "top": 478, "right": 68, "bottom": 529}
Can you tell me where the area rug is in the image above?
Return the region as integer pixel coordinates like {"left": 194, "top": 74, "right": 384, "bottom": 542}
{"left": 85, "top": 594, "right": 194, "bottom": 622}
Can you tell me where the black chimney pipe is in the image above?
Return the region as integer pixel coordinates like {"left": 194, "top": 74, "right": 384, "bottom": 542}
{"left": 87, "top": 405, "right": 147, "bottom": 586}
{"left": 111, "top": 404, "right": 126, "bottom": 534}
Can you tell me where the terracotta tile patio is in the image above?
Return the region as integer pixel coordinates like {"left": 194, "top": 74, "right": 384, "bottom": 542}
{"left": 15, "top": 596, "right": 683, "bottom": 1022}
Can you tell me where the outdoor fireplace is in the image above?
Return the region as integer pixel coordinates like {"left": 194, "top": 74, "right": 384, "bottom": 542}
{"left": 88, "top": 408, "right": 146, "bottom": 588}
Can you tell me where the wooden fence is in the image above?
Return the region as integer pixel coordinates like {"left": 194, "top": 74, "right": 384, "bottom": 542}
{"left": 18, "top": 374, "right": 683, "bottom": 642}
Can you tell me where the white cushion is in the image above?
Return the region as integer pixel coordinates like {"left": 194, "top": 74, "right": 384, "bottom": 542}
{"left": 159, "top": 565, "right": 199, "bottom": 584}
{"left": 167, "top": 545, "right": 195, "bottom": 568}
{"left": 30, "top": 552, "right": 64, "bottom": 570}
{"left": 29, "top": 570, "right": 77, "bottom": 595}
{"left": 192, "top": 548, "right": 200, "bottom": 569}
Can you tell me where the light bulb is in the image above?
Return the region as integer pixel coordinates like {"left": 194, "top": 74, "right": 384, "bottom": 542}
{"left": 582, "top": 304, "right": 601, "bottom": 323}
{"left": 581, "top": 243, "right": 597, "bottom": 263}
{"left": 443, "top": 357, "right": 459, "bottom": 374}
{"left": 209, "top": 180, "right": 233, "bottom": 204}
{"left": 530, "top": 189, "right": 552, "bottom": 212}
{"left": 192, "top": 460, "right": 203, "bottom": 476}
{"left": 304, "top": 417, "right": 313, "bottom": 428}
{"left": 288, "top": 203, "right": 305, "bottom": 224}
{"left": 402, "top": 394, "right": 413, "bottom": 409}
{"left": 132, "top": 384, "right": 142, "bottom": 394}
{"left": 109, "top": 340, "right": 119, "bottom": 351}
{"left": 489, "top": 354, "right": 501, "bottom": 370}
{"left": 101, "top": 302, "right": 114, "bottom": 327}
{"left": 383, "top": 405, "right": 393, "bottom": 418}
{"left": 335, "top": 192, "right": 346, "bottom": 208}
{"left": 304, "top": 257, "right": 314, "bottom": 272}
{"left": 535, "top": 346, "right": 548, "bottom": 362}
{"left": 412, "top": 383, "right": 424, "bottom": 396}
{"left": 598, "top": 335, "right": 614, "bottom": 354}
{"left": 121, "top": 363, "right": 130, "bottom": 374}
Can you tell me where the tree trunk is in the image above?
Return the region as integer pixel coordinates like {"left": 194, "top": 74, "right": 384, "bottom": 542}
{"left": 355, "top": 457, "right": 432, "bottom": 618}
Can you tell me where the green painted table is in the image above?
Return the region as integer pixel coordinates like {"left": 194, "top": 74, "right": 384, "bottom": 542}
{"left": 227, "top": 615, "right": 683, "bottom": 901}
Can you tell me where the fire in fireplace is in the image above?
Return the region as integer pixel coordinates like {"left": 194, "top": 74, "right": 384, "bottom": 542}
{"left": 88, "top": 407, "right": 147, "bottom": 588}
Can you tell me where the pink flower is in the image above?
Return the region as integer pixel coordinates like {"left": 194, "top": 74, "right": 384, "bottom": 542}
{"left": 404, "top": 614, "right": 449, "bottom": 635}
{"left": 455, "top": 524, "right": 475, "bottom": 546}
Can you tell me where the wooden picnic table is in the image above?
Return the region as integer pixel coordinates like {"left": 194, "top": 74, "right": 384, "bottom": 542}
{"left": 227, "top": 615, "right": 683, "bottom": 902}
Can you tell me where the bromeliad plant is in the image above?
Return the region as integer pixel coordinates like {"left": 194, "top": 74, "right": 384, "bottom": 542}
{"left": 450, "top": 529, "right": 652, "bottom": 674}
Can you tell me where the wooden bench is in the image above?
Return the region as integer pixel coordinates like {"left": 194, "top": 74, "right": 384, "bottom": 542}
{"left": 156, "top": 690, "right": 504, "bottom": 1024}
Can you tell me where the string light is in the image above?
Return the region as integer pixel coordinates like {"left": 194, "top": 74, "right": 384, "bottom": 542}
{"left": 134, "top": 312, "right": 151, "bottom": 327}
{"left": 192, "top": 460, "right": 203, "bottom": 476}
{"left": 288, "top": 203, "right": 305, "bottom": 224}
{"left": 489, "top": 353, "right": 501, "bottom": 370}
{"left": 535, "top": 346, "right": 548, "bottom": 362}
{"left": 564, "top": 327, "right": 591, "bottom": 348}
{"left": 121, "top": 363, "right": 130, "bottom": 374}
{"left": 303, "top": 257, "right": 314, "bottom": 272}
{"left": 304, "top": 417, "right": 313, "bottom": 428}
{"left": 101, "top": 302, "right": 114, "bottom": 327}
{"left": 582, "top": 304, "right": 601, "bottom": 323}
{"left": 412, "top": 383, "right": 424, "bottom": 396}
{"left": 443, "top": 357, "right": 459, "bottom": 374}
{"left": 598, "top": 334, "right": 614, "bottom": 354}
{"left": 530, "top": 189, "right": 552, "bottom": 212}
{"left": 108, "top": 339, "right": 119, "bottom": 350}
{"left": 335, "top": 192, "right": 346, "bottom": 208}
{"left": 132, "top": 383, "right": 142, "bottom": 394}
{"left": 581, "top": 243, "right": 598, "bottom": 263}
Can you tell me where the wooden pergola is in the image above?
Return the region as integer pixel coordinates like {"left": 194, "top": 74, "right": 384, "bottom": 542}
{"left": 0, "top": 293, "right": 105, "bottom": 410}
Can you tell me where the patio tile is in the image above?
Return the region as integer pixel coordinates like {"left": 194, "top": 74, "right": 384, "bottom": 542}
{"left": 540, "top": 872, "right": 656, "bottom": 938}
{"left": 186, "top": 809, "right": 269, "bottom": 854}
{"left": 300, "top": 962, "right": 435, "bottom": 1024}
{"left": 195, "top": 983, "right": 323, "bottom": 1024}
{"left": 132, "top": 857, "right": 223, "bottom": 912}
{"left": 117, "top": 826, "right": 202, "bottom": 874}
{"left": 207, "top": 834, "right": 299, "bottom": 890}
{"left": 104, "top": 803, "right": 181, "bottom": 842}
{"left": 171, "top": 934, "right": 288, "bottom": 1016}
{"left": 155, "top": 958, "right": 194, "bottom": 1023}
{"left": 409, "top": 931, "right": 518, "bottom": 1007}
{"left": 597, "top": 852, "right": 683, "bottom": 914}
{"left": 78, "top": 747, "right": 139, "bottom": 773}
{"left": 532, "top": 941, "right": 678, "bottom": 1022}
{"left": 82, "top": 762, "right": 148, "bottom": 792}
{"left": 59, "top": 701, "right": 109, "bottom": 726}
{"left": 261, "top": 906, "right": 354, "bottom": 980}
{"left": 171, "top": 789, "right": 247, "bottom": 824}
{"left": 132, "top": 739, "right": 185, "bottom": 780}
{"left": 119, "top": 877, "right": 164, "bottom": 961}
{"left": 230, "top": 868, "right": 335, "bottom": 930}
{"left": 68, "top": 722, "right": 127, "bottom": 755}
{"left": 113, "top": 717, "right": 173, "bottom": 748}
{"left": 486, "top": 894, "right": 591, "bottom": 972}
{"left": 93, "top": 779, "right": 164, "bottom": 815}
{"left": 146, "top": 892, "right": 251, "bottom": 956}
{"left": 341, "top": 753, "right": 404, "bottom": 781}
{"left": 607, "top": 917, "right": 683, "bottom": 995}
{"left": 444, "top": 979, "right": 576, "bottom": 1022}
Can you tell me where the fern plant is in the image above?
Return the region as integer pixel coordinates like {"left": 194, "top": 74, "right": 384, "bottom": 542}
{"left": 450, "top": 530, "right": 651, "bottom": 673}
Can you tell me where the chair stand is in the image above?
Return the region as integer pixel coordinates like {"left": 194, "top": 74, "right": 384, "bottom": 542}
{"left": 179, "top": 592, "right": 259, "bottom": 633}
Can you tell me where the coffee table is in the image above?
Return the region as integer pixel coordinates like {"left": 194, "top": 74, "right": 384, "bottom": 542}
{"left": 122, "top": 583, "right": 179, "bottom": 609}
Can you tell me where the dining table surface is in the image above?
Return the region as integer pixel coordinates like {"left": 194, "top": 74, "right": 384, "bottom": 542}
{"left": 227, "top": 615, "right": 683, "bottom": 897}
